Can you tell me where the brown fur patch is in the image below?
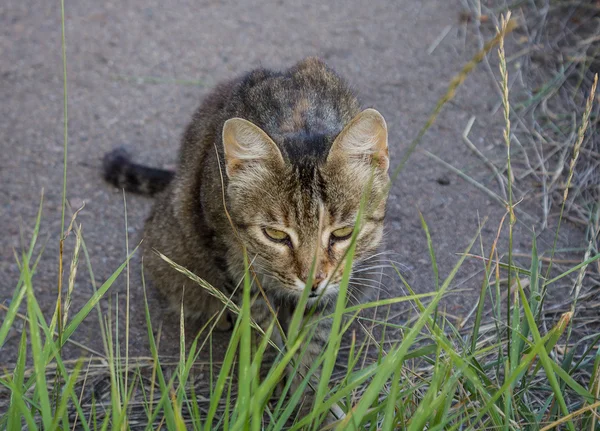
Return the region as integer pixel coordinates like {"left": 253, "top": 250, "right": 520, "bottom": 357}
{"left": 280, "top": 97, "right": 311, "bottom": 133}
{"left": 292, "top": 97, "right": 310, "bottom": 131}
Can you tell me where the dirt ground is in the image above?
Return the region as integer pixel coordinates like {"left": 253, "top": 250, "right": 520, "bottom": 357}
{"left": 0, "top": 0, "right": 587, "bottom": 364}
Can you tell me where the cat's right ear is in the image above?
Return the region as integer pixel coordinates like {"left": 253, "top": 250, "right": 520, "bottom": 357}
{"left": 327, "top": 108, "right": 389, "bottom": 173}
{"left": 222, "top": 118, "right": 284, "bottom": 177}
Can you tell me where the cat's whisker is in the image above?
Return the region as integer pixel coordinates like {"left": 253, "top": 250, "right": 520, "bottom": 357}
{"left": 358, "top": 258, "right": 409, "bottom": 268}
{"left": 353, "top": 273, "right": 398, "bottom": 286}
{"left": 351, "top": 286, "right": 387, "bottom": 293}
{"left": 360, "top": 250, "right": 403, "bottom": 261}
{"left": 353, "top": 269, "right": 396, "bottom": 278}
{"left": 351, "top": 265, "right": 396, "bottom": 273}
{"left": 355, "top": 260, "right": 411, "bottom": 274}
{"left": 348, "top": 276, "right": 388, "bottom": 288}
{"left": 345, "top": 290, "right": 361, "bottom": 307}
{"left": 348, "top": 282, "right": 390, "bottom": 295}
{"left": 358, "top": 257, "right": 393, "bottom": 266}
{"left": 349, "top": 276, "right": 388, "bottom": 288}
{"left": 353, "top": 266, "right": 404, "bottom": 279}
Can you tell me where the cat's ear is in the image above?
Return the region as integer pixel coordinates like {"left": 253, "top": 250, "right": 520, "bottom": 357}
{"left": 222, "top": 118, "right": 284, "bottom": 177}
{"left": 327, "top": 109, "right": 389, "bottom": 173}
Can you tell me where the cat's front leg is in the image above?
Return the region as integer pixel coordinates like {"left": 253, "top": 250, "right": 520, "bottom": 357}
{"left": 289, "top": 314, "right": 346, "bottom": 424}
{"left": 249, "top": 298, "right": 287, "bottom": 396}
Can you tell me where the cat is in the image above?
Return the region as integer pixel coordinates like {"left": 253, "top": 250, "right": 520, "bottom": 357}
{"left": 103, "top": 57, "right": 390, "bottom": 419}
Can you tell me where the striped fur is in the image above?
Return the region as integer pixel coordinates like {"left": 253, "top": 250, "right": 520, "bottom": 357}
{"left": 103, "top": 58, "right": 390, "bottom": 418}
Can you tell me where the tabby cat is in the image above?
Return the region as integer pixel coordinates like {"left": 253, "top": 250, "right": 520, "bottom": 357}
{"left": 103, "top": 57, "right": 390, "bottom": 415}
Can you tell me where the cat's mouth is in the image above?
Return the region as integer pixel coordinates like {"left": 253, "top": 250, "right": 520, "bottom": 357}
{"left": 307, "top": 281, "right": 339, "bottom": 299}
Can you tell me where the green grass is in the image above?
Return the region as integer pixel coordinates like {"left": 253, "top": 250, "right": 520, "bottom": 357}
{"left": 1, "top": 9, "right": 600, "bottom": 431}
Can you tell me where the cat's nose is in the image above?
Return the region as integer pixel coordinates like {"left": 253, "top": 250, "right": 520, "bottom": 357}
{"left": 310, "top": 273, "right": 326, "bottom": 291}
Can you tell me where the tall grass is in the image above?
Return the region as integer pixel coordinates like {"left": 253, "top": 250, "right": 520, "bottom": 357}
{"left": 1, "top": 10, "right": 600, "bottom": 431}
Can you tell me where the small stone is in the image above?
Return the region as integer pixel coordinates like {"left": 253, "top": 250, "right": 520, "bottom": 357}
{"left": 436, "top": 176, "right": 451, "bottom": 186}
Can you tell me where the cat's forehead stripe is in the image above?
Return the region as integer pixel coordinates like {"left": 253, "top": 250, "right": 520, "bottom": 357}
{"left": 280, "top": 132, "right": 332, "bottom": 163}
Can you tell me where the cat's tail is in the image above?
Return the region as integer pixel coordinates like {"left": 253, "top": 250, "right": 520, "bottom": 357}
{"left": 102, "top": 147, "right": 175, "bottom": 196}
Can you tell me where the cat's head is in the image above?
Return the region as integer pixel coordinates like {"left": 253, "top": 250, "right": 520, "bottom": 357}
{"left": 222, "top": 109, "right": 389, "bottom": 302}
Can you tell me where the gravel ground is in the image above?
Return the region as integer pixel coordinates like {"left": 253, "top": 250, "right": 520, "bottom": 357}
{"left": 0, "top": 0, "right": 586, "bottom": 363}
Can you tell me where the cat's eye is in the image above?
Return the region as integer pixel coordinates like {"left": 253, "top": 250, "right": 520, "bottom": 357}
{"left": 263, "top": 227, "right": 290, "bottom": 243}
{"left": 331, "top": 226, "right": 354, "bottom": 241}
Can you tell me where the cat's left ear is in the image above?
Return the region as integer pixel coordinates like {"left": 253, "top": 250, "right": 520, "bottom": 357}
{"left": 222, "top": 118, "right": 284, "bottom": 177}
{"left": 327, "top": 109, "right": 389, "bottom": 173}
